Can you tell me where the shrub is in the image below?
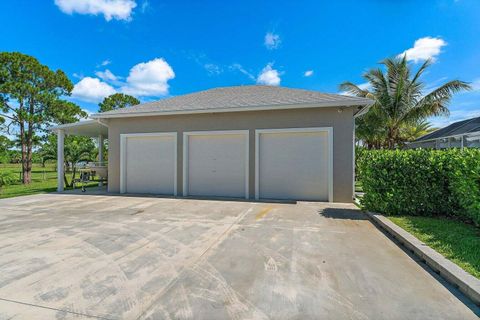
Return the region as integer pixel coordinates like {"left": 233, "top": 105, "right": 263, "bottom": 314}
{"left": 357, "top": 148, "right": 480, "bottom": 226}
{"left": 0, "top": 171, "right": 17, "bottom": 193}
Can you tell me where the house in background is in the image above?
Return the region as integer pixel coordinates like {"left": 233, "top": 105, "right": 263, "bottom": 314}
{"left": 52, "top": 86, "right": 372, "bottom": 203}
{"left": 408, "top": 116, "right": 480, "bottom": 149}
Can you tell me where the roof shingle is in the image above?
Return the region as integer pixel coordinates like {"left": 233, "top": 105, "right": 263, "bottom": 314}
{"left": 415, "top": 116, "right": 480, "bottom": 141}
{"left": 92, "top": 85, "right": 371, "bottom": 118}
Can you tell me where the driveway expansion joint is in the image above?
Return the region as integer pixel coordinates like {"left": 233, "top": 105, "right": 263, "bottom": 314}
{"left": 0, "top": 297, "right": 113, "bottom": 320}
{"left": 134, "top": 205, "right": 256, "bottom": 319}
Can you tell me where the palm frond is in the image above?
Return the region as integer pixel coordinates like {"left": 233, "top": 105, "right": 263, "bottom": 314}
{"left": 403, "top": 80, "right": 471, "bottom": 123}
{"left": 410, "top": 59, "right": 432, "bottom": 85}
{"left": 420, "top": 80, "right": 471, "bottom": 105}
{"left": 339, "top": 82, "right": 369, "bottom": 97}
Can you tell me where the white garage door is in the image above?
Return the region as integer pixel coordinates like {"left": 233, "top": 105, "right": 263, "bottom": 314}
{"left": 256, "top": 128, "right": 332, "bottom": 201}
{"left": 121, "top": 133, "right": 177, "bottom": 195}
{"left": 184, "top": 131, "right": 249, "bottom": 198}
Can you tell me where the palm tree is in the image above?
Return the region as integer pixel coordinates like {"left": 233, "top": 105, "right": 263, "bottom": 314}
{"left": 399, "top": 120, "right": 436, "bottom": 144}
{"left": 39, "top": 134, "right": 96, "bottom": 187}
{"left": 355, "top": 105, "right": 387, "bottom": 149}
{"left": 341, "top": 56, "right": 470, "bottom": 149}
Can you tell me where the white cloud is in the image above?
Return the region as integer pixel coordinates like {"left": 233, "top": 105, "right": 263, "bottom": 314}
{"left": 204, "top": 63, "right": 222, "bottom": 76}
{"left": 264, "top": 32, "right": 281, "bottom": 50}
{"left": 95, "top": 69, "right": 119, "bottom": 82}
{"left": 72, "top": 77, "right": 116, "bottom": 103}
{"left": 140, "top": 0, "right": 149, "bottom": 13}
{"left": 230, "top": 63, "right": 255, "bottom": 80}
{"left": 398, "top": 37, "right": 447, "bottom": 63}
{"left": 100, "top": 59, "right": 111, "bottom": 66}
{"left": 471, "top": 78, "right": 480, "bottom": 91}
{"left": 121, "top": 58, "right": 175, "bottom": 96}
{"left": 54, "top": 0, "right": 137, "bottom": 21}
{"left": 304, "top": 70, "right": 314, "bottom": 77}
{"left": 257, "top": 63, "right": 281, "bottom": 86}
{"left": 82, "top": 108, "right": 93, "bottom": 116}
{"left": 357, "top": 82, "right": 372, "bottom": 91}
{"left": 72, "top": 58, "right": 175, "bottom": 100}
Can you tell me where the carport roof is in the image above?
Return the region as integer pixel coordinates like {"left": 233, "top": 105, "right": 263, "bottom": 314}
{"left": 90, "top": 85, "right": 373, "bottom": 119}
{"left": 49, "top": 120, "right": 108, "bottom": 137}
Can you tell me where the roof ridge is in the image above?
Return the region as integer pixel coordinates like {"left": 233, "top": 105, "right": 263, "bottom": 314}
{"left": 93, "top": 85, "right": 373, "bottom": 118}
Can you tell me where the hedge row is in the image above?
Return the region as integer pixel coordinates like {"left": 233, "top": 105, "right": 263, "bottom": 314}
{"left": 357, "top": 148, "right": 480, "bottom": 226}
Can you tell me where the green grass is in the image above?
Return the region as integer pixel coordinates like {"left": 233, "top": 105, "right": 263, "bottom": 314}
{"left": 355, "top": 180, "right": 363, "bottom": 193}
{"left": 0, "top": 163, "right": 96, "bottom": 199}
{"left": 389, "top": 215, "right": 480, "bottom": 279}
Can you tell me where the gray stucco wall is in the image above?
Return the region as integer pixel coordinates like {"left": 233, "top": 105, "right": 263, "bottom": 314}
{"left": 105, "top": 106, "right": 355, "bottom": 202}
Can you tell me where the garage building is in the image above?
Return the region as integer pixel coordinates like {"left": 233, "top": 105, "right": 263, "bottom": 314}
{"left": 53, "top": 85, "right": 372, "bottom": 202}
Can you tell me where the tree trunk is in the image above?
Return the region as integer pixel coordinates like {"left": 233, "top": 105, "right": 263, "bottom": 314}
{"left": 64, "top": 173, "right": 69, "bottom": 188}
{"left": 24, "top": 100, "right": 35, "bottom": 184}
{"left": 24, "top": 143, "right": 32, "bottom": 184}
{"left": 19, "top": 121, "right": 31, "bottom": 184}
{"left": 386, "top": 127, "right": 395, "bottom": 150}
{"left": 70, "top": 166, "right": 77, "bottom": 188}
{"left": 64, "top": 161, "right": 70, "bottom": 188}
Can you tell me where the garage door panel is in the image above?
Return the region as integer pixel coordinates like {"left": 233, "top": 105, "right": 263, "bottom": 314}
{"left": 123, "top": 135, "right": 176, "bottom": 195}
{"left": 257, "top": 129, "right": 330, "bottom": 201}
{"left": 185, "top": 132, "right": 248, "bottom": 198}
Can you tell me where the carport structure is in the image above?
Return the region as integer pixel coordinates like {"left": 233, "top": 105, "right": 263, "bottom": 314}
{"left": 50, "top": 120, "right": 108, "bottom": 191}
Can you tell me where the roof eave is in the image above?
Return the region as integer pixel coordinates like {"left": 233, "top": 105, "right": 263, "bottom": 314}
{"left": 353, "top": 101, "right": 375, "bottom": 118}
{"left": 90, "top": 99, "right": 374, "bottom": 119}
{"left": 414, "top": 130, "right": 480, "bottom": 143}
{"left": 48, "top": 119, "right": 99, "bottom": 131}
{"left": 48, "top": 120, "right": 109, "bottom": 138}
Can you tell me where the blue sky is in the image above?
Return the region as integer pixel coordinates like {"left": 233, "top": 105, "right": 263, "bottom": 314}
{"left": 1, "top": 0, "right": 479, "bottom": 127}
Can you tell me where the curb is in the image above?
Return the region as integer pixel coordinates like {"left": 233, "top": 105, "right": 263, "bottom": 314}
{"left": 364, "top": 211, "right": 480, "bottom": 306}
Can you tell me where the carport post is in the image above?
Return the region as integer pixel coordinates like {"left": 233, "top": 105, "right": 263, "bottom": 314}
{"left": 98, "top": 134, "right": 104, "bottom": 187}
{"left": 57, "top": 129, "right": 65, "bottom": 192}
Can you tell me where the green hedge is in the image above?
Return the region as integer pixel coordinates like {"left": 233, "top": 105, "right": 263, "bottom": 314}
{"left": 357, "top": 148, "right": 480, "bottom": 225}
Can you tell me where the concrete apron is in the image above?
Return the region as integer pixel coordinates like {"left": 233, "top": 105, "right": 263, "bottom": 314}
{"left": 0, "top": 194, "right": 478, "bottom": 320}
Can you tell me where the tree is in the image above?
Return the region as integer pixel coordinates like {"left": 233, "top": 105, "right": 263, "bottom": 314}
{"left": 98, "top": 93, "right": 139, "bottom": 113}
{"left": 40, "top": 134, "right": 96, "bottom": 187}
{"left": 0, "top": 135, "right": 14, "bottom": 163}
{"left": 355, "top": 106, "right": 387, "bottom": 149}
{"left": 341, "top": 56, "right": 470, "bottom": 149}
{"left": 0, "top": 52, "right": 86, "bottom": 184}
{"left": 48, "top": 100, "right": 88, "bottom": 125}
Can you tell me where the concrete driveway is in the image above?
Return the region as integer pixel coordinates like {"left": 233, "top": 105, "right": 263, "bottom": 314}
{"left": 0, "top": 194, "right": 478, "bottom": 320}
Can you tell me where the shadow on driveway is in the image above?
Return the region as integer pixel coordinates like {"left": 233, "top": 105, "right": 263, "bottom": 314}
{"left": 318, "top": 207, "right": 367, "bottom": 220}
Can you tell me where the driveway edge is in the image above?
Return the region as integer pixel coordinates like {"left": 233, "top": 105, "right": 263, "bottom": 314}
{"left": 364, "top": 211, "right": 480, "bottom": 306}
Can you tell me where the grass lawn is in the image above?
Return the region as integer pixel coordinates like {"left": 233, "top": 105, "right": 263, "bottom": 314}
{"left": 0, "top": 163, "right": 97, "bottom": 199}
{"left": 355, "top": 180, "right": 363, "bottom": 193}
{"left": 389, "top": 215, "right": 480, "bottom": 279}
